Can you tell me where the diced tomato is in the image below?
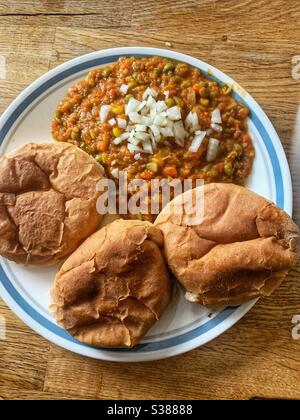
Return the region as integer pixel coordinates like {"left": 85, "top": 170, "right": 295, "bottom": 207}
{"left": 163, "top": 166, "right": 178, "bottom": 178}
{"left": 140, "top": 170, "right": 153, "bottom": 181}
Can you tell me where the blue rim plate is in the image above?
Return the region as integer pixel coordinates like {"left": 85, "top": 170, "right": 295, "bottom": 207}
{"left": 0, "top": 47, "right": 293, "bottom": 362}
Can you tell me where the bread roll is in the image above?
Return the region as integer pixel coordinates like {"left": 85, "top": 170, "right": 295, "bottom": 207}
{"left": 155, "top": 183, "right": 299, "bottom": 307}
{"left": 0, "top": 142, "right": 105, "bottom": 265}
{"left": 50, "top": 219, "right": 172, "bottom": 348}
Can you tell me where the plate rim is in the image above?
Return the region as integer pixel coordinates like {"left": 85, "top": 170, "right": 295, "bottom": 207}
{"left": 0, "top": 46, "right": 293, "bottom": 362}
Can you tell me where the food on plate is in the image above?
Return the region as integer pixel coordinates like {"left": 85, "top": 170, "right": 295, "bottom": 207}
{"left": 0, "top": 143, "right": 105, "bottom": 265}
{"left": 155, "top": 183, "right": 299, "bottom": 307}
{"left": 50, "top": 219, "right": 172, "bottom": 348}
{"left": 52, "top": 56, "right": 255, "bottom": 220}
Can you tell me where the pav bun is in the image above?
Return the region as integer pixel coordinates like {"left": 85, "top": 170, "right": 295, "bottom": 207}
{"left": 0, "top": 142, "right": 105, "bottom": 265}
{"left": 50, "top": 219, "right": 172, "bottom": 348}
{"left": 155, "top": 183, "right": 299, "bottom": 307}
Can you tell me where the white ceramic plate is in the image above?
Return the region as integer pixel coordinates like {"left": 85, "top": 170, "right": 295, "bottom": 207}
{"left": 0, "top": 47, "right": 293, "bottom": 362}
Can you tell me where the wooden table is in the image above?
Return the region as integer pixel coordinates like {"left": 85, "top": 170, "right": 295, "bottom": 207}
{"left": 0, "top": 0, "right": 300, "bottom": 401}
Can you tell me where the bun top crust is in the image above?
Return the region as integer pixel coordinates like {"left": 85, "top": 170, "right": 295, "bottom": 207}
{"left": 0, "top": 142, "right": 105, "bottom": 265}
{"left": 51, "top": 219, "right": 172, "bottom": 348}
{"left": 155, "top": 183, "right": 299, "bottom": 307}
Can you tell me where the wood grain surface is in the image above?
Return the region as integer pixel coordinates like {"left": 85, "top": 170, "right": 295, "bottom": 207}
{"left": 0, "top": 0, "right": 300, "bottom": 401}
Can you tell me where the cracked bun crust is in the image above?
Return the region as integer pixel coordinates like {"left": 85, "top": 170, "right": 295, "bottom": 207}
{"left": 50, "top": 219, "right": 172, "bottom": 348}
{"left": 0, "top": 142, "right": 105, "bottom": 266}
{"left": 155, "top": 183, "right": 299, "bottom": 307}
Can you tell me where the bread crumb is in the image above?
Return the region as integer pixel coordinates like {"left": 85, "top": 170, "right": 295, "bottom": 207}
{"left": 165, "top": 42, "right": 173, "bottom": 48}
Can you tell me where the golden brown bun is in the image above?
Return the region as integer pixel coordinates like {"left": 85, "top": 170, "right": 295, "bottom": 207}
{"left": 155, "top": 183, "right": 299, "bottom": 307}
{"left": 0, "top": 142, "right": 105, "bottom": 266}
{"left": 50, "top": 219, "right": 172, "bottom": 348}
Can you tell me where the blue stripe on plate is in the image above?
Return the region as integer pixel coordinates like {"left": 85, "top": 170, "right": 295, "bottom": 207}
{"left": 0, "top": 53, "right": 284, "bottom": 352}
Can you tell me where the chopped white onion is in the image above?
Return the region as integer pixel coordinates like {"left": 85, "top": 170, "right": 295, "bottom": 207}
{"left": 143, "top": 141, "right": 153, "bottom": 154}
{"left": 150, "top": 125, "right": 160, "bottom": 139}
{"left": 137, "top": 100, "right": 147, "bottom": 112}
{"left": 117, "top": 118, "right": 127, "bottom": 129}
{"left": 153, "top": 115, "right": 166, "bottom": 126}
{"left": 100, "top": 105, "right": 111, "bottom": 123}
{"left": 120, "top": 84, "right": 129, "bottom": 94}
{"left": 206, "top": 138, "right": 220, "bottom": 162}
{"left": 211, "top": 123, "right": 222, "bottom": 132}
{"left": 150, "top": 132, "right": 158, "bottom": 150}
{"left": 141, "top": 116, "right": 153, "bottom": 126}
{"left": 111, "top": 160, "right": 117, "bottom": 166}
{"left": 134, "top": 131, "right": 151, "bottom": 141}
{"left": 174, "top": 120, "right": 189, "bottom": 145}
{"left": 143, "top": 87, "right": 158, "bottom": 100}
{"left": 160, "top": 126, "right": 174, "bottom": 137}
{"left": 113, "top": 132, "right": 131, "bottom": 145}
{"left": 128, "top": 136, "right": 141, "bottom": 146}
{"left": 135, "top": 124, "right": 147, "bottom": 132}
{"left": 108, "top": 118, "right": 116, "bottom": 126}
{"left": 128, "top": 112, "right": 144, "bottom": 124}
{"left": 211, "top": 108, "right": 222, "bottom": 124}
{"left": 189, "top": 131, "right": 206, "bottom": 153}
{"left": 125, "top": 97, "right": 141, "bottom": 113}
{"left": 113, "top": 137, "right": 123, "bottom": 145}
{"left": 156, "top": 101, "right": 168, "bottom": 112}
{"left": 134, "top": 153, "right": 142, "bottom": 161}
{"left": 120, "top": 132, "right": 131, "bottom": 141}
{"left": 113, "top": 87, "right": 195, "bottom": 155}
{"left": 164, "top": 90, "right": 169, "bottom": 98}
{"left": 128, "top": 143, "right": 143, "bottom": 153}
{"left": 185, "top": 111, "right": 200, "bottom": 133}
{"left": 146, "top": 95, "right": 156, "bottom": 107}
{"left": 166, "top": 106, "right": 181, "bottom": 121}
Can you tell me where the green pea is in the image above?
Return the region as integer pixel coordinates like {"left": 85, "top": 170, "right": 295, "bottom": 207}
{"left": 233, "top": 143, "right": 243, "bottom": 156}
{"left": 224, "top": 162, "right": 234, "bottom": 176}
{"left": 200, "top": 98, "right": 210, "bottom": 107}
{"left": 203, "top": 164, "right": 213, "bottom": 173}
{"left": 199, "top": 87, "right": 208, "bottom": 99}
{"left": 55, "top": 111, "right": 62, "bottom": 123}
{"left": 128, "top": 81, "right": 137, "bottom": 89}
{"left": 136, "top": 213, "right": 144, "bottom": 221}
{"left": 95, "top": 154, "right": 102, "bottom": 164}
{"left": 181, "top": 80, "right": 190, "bottom": 88}
{"left": 165, "top": 97, "right": 175, "bottom": 107}
{"left": 222, "top": 84, "right": 232, "bottom": 95}
{"left": 102, "top": 68, "right": 111, "bottom": 78}
{"left": 71, "top": 126, "right": 80, "bottom": 141}
{"left": 163, "top": 62, "right": 175, "bottom": 73}
{"left": 125, "top": 94, "right": 133, "bottom": 102}
{"left": 146, "top": 162, "right": 159, "bottom": 173}
{"left": 206, "top": 169, "right": 218, "bottom": 178}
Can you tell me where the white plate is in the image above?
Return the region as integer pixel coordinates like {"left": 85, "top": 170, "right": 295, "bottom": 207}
{"left": 0, "top": 47, "right": 293, "bottom": 362}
